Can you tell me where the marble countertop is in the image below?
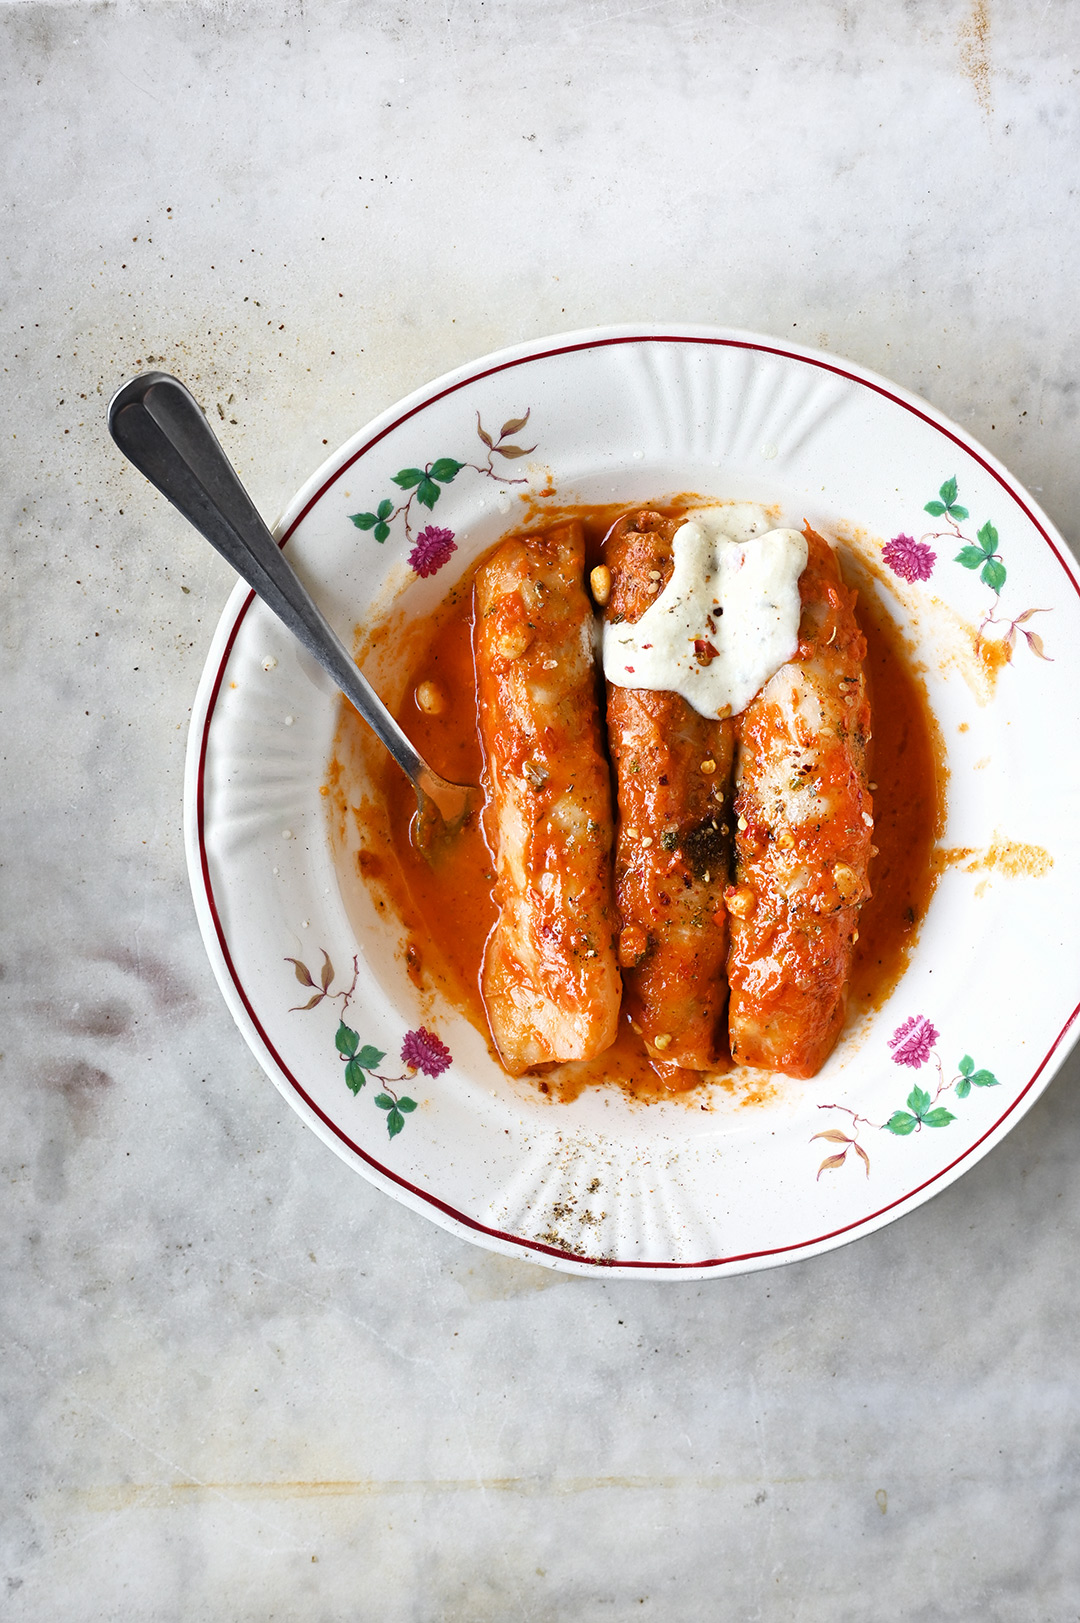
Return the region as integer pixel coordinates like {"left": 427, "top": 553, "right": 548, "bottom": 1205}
{"left": 3, "top": 1, "right": 1079, "bottom": 1617}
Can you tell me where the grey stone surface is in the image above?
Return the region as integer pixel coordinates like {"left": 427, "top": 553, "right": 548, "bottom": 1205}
{"left": 2, "top": 1, "right": 1079, "bottom": 1617}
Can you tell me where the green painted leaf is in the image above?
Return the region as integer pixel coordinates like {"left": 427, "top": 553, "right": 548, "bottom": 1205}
{"left": 335, "top": 1021, "right": 360, "bottom": 1057}
{"left": 925, "top": 501, "right": 947, "bottom": 517}
{"left": 949, "top": 504, "right": 969, "bottom": 521}
{"left": 981, "top": 557, "right": 1007, "bottom": 593}
{"left": 940, "top": 476, "right": 959, "bottom": 506}
{"left": 908, "top": 1085, "right": 931, "bottom": 1116}
{"left": 397, "top": 1096, "right": 418, "bottom": 1113}
{"left": 959, "top": 1055, "right": 974, "bottom": 1076}
{"left": 373, "top": 1093, "right": 395, "bottom": 1110}
{"left": 356, "top": 1045, "right": 385, "bottom": 1070}
{"left": 350, "top": 512, "right": 378, "bottom": 530}
{"left": 977, "top": 520, "right": 999, "bottom": 553}
{"left": 886, "top": 1111, "right": 918, "bottom": 1135}
{"left": 922, "top": 1107, "right": 956, "bottom": 1128}
{"left": 956, "top": 1077, "right": 971, "bottom": 1099}
{"left": 392, "top": 468, "right": 425, "bottom": 489}
{"left": 376, "top": 498, "right": 394, "bottom": 520}
{"left": 373, "top": 521, "right": 390, "bottom": 542}
{"left": 386, "top": 1107, "right": 405, "bottom": 1139}
{"left": 955, "top": 546, "right": 985, "bottom": 570}
{"left": 344, "top": 1058, "right": 367, "bottom": 1094}
{"left": 429, "top": 457, "right": 463, "bottom": 483}
{"left": 971, "top": 1069, "right": 999, "bottom": 1088}
{"left": 415, "top": 477, "right": 441, "bottom": 509}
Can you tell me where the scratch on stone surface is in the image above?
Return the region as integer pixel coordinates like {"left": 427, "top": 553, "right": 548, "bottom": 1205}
{"left": 575, "top": 0, "right": 673, "bottom": 25}
{"left": 74, "top": 1474, "right": 813, "bottom": 1511}
{"left": 442, "top": 0, "right": 458, "bottom": 61}
{"left": 568, "top": 0, "right": 752, "bottom": 37}
{"left": 67, "top": 1400, "right": 311, "bottom": 1554}
{"left": 243, "top": 1263, "right": 438, "bottom": 1367}
{"left": 957, "top": 0, "right": 992, "bottom": 114}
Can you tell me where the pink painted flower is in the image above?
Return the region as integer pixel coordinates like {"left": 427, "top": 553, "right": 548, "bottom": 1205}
{"left": 408, "top": 525, "right": 457, "bottom": 578}
{"left": 882, "top": 533, "right": 936, "bottom": 583}
{"left": 888, "top": 1015, "right": 939, "bottom": 1068}
{"left": 401, "top": 1026, "right": 452, "bottom": 1077}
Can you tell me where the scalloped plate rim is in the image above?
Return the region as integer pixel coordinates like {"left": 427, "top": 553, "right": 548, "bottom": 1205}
{"left": 183, "top": 322, "right": 1080, "bottom": 1279}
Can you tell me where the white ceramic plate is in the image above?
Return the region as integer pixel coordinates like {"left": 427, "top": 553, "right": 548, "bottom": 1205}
{"left": 185, "top": 324, "right": 1080, "bottom": 1278}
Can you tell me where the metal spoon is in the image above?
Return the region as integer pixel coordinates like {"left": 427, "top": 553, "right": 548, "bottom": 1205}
{"left": 107, "top": 372, "right": 473, "bottom": 849}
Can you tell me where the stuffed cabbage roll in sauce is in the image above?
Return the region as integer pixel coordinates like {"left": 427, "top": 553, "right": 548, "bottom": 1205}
{"left": 601, "top": 511, "right": 736, "bottom": 1071}
{"left": 475, "top": 520, "right": 621, "bottom": 1075}
{"left": 603, "top": 505, "right": 871, "bottom": 1081}
{"left": 725, "top": 525, "right": 874, "bottom": 1078}
{"left": 473, "top": 504, "right": 872, "bottom": 1085}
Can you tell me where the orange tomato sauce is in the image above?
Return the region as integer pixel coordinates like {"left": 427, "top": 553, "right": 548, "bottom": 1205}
{"left": 339, "top": 506, "right": 946, "bottom": 1103}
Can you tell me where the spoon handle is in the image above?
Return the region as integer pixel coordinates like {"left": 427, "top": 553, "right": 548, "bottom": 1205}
{"left": 107, "top": 371, "right": 427, "bottom": 787}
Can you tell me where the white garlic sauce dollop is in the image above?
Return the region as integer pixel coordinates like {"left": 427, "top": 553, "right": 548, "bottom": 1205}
{"left": 601, "top": 503, "right": 808, "bottom": 720}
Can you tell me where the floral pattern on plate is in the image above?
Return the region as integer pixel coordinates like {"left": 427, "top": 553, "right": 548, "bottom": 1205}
{"left": 348, "top": 409, "right": 537, "bottom": 575}
{"left": 812, "top": 1015, "right": 999, "bottom": 1179}
{"left": 286, "top": 949, "right": 451, "bottom": 1139}
{"left": 883, "top": 475, "right": 1052, "bottom": 664}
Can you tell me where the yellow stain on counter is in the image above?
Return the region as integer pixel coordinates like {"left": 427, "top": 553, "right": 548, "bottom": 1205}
{"left": 75, "top": 1474, "right": 810, "bottom": 1511}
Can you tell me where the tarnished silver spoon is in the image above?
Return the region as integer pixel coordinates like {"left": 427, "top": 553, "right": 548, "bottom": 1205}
{"left": 108, "top": 372, "right": 473, "bottom": 849}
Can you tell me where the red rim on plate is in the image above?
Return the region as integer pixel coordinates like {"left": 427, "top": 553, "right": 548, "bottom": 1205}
{"left": 186, "top": 326, "right": 1080, "bottom": 1275}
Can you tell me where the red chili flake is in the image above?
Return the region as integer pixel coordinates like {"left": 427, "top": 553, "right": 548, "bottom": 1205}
{"left": 694, "top": 638, "right": 719, "bottom": 666}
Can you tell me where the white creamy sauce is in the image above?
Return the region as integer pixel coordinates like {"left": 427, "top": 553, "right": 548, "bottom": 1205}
{"left": 602, "top": 504, "right": 808, "bottom": 719}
